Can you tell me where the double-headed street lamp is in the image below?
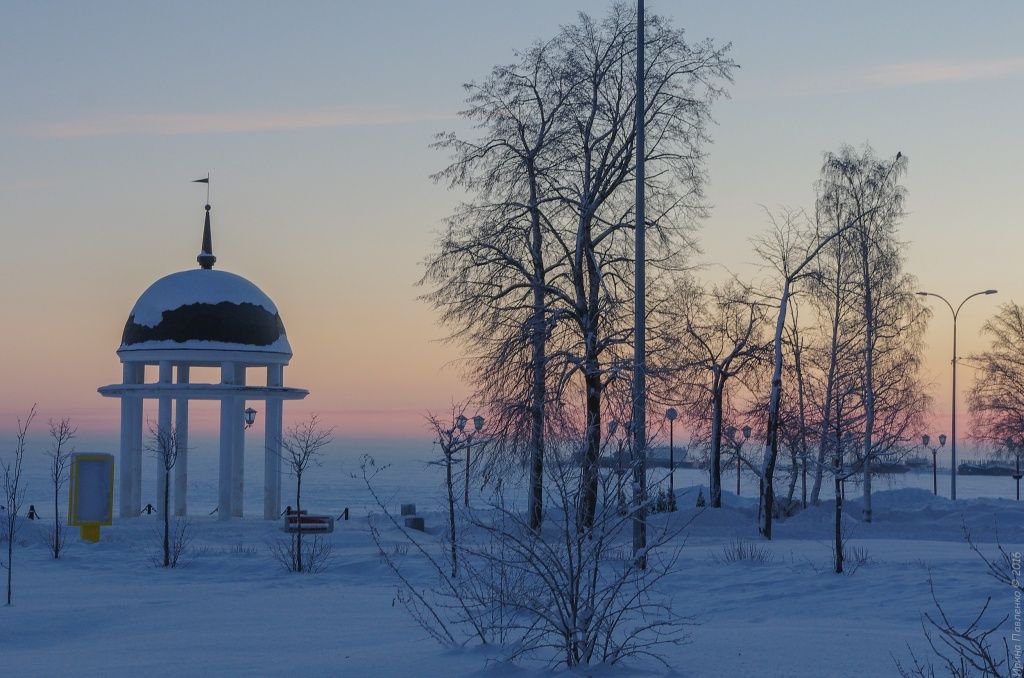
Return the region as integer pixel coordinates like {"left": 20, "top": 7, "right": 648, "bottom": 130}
{"left": 454, "top": 414, "right": 485, "bottom": 507}
{"left": 916, "top": 289, "right": 997, "bottom": 500}
{"left": 921, "top": 433, "right": 947, "bottom": 496}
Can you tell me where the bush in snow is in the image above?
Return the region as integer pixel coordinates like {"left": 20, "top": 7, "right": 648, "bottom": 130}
{"left": 713, "top": 538, "right": 774, "bottom": 565}
{"left": 894, "top": 521, "right": 1019, "bottom": 677}
{"left": 150, "top": 518, "right": 193, "bottom": 569}
{"left": 364, "top": 448, "right": 695, "bottom": 669}
{"left": 893, "top": 578, "right": 1012, "bottom": 678}
{"left": 270, "top": 533, "right": 332, "bottom": 574}
{"left": 963, "top": 520, "right": 1023, "bottom": 594}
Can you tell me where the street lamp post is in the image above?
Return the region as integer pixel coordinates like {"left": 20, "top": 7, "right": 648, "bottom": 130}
{"left": 917, "top": 289, "right": 997, "bottom": 500}
{"left": 666, "top": 408, "right": 678, "bottom": 510}
{"left": 456, "top": 414, "right": 485, "bottom": 507}
{"left": 921, "top": 433, "right": 946, "bottom": 496}
{"left": 609, "top": 419, "right": 628, "bottom": 514}
{"left": 435, "top": 413, "right": 485, "bottom": 577}
{"left": 727, "top": 425, "right": 751, "bottom": 496}
{"left": 799, "top": 450, "right": 809, "bottom": 509}
{"left": 1006, "top": 438, "right": 1023, "bottom": 501}
{"left": 841, "top": 431, "right": 853, "bottom": 501}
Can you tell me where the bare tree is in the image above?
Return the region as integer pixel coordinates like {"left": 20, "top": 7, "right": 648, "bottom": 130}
{"left": 962, "top": 521, "right": 1023, "bottom": 594}
{"left": 780, "top": 306, "right": 811, "bottom": 509}
{"left": 46, "top": 417, "right": 76, "bottom": 559}
{"left": 3, "top": 405, "right": 36, "bottom": 605}
{"left": 551, "top": 6, "right": 733, "bottom": 530}
{"left": 147, "top": 422, "right": 185, "bottom": 568}
{"left": 894, "top": 578, "right": 1012, "bottom": 677}
{"left": 968, "top": 302, "right": 1024, "bottom": 446}
{"left": 818, "top": 144, "right": 919, "bottom": 523}
{"left": 823, "top": 428, "right": 860, "bottom": 575}
{"left": 894, "top": 522, "right": 1019, "bottom": 675}
{"left": 425, "top": 35, "right": 573, "bottom": 531}
{"left": 364, "top": 438, "right": 695, "bottom": 669}
{"left": 894, "top": 600, "right": 1010, "bottom": 676}
{"left": 806, "top": 200, "right": 862, "bottom": 505}
{"left": 276, "top": 415, "right": 334, "bottom": 573}
{"left": 662, "top": 279, "right": 765, "bottom": 507}
{"left": 752, "top": 206, "right": 877, "bottom": 537}
{"left": 425, "top": 5, "right": 735, "bottom": 534}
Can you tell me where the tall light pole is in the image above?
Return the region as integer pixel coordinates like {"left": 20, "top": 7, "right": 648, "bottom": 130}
{"left": 631, "top": 0, "right": 647, "bottom": 568}
{"left": 917, "top": 289, "right": 997, "bottom": 500}
{"left": 665, "top": 408, "right": 678, "bottom": 510}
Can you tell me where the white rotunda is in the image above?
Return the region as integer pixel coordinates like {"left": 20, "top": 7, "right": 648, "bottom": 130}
{"left": 99, "top": 203, "right": 308, "bottom": 520}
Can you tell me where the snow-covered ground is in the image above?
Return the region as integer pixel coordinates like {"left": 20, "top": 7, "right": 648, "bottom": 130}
{"left": 3, "top": 444, "right": 1022, "bottom": 676}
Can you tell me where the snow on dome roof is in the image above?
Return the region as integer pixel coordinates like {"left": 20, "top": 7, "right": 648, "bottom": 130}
{"left": 119, "top": 269, "right": 291, "bottom": 354}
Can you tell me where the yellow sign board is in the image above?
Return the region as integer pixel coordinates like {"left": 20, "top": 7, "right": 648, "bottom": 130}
{"left": 68, "top": 453, "right": 115, "bottom": 542}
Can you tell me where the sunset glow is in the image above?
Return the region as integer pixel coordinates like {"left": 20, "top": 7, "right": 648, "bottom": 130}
{"left": 1, "top": 1, "right": 1020, "bottom": 444}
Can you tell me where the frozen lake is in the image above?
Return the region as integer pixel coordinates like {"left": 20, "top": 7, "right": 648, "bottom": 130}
{"left": 12, "top": 432, "right": 1022, "bottom": 522}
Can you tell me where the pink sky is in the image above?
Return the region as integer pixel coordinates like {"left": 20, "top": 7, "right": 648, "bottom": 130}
{"left": 1, "top": 1, "right": 1019, "bottom": 444}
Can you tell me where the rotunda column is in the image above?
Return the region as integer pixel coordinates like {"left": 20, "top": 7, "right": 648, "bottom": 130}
{"left": 232, "top": 364, "right": 246, "bottom": 517}
{"left": 264, "top": 364, "right": 284, "bottom": 519}
{"left": 174, "top": 364, "right": 190, "bottom": 516}
{"left": 119, "top": 362, "right": 144, "bottom": 518}
{"left": 130, "top": 368, "right": 143, "bottom": 516}
{"left": 218, "top": 362, "right": 237, "bottom": 520}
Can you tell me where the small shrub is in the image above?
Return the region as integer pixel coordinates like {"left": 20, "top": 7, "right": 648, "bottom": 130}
{"left": 713, "top": 538, "right": 774, "bottom": 565}
{"left": 150, "top": 518, "right": 192, "bottom": 568}
{"left": 845, "top": 545, "right": 872, "bottom": 574}
{"left": 225, "top": 542, "right": 258, "bottom": 556}
{"left": 270, "top": 534, "right": 332, "bottom": 574}
{"left": 893, "top": 578, "right": 1011, "bottom": 677}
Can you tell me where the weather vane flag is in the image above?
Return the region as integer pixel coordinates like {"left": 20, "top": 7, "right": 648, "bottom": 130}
{"left": 193, "top": 173, "right": 210, "bottom": 204}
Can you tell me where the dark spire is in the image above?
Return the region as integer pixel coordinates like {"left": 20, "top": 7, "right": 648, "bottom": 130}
{"left": 197, "top": 204, "right": 216, "bottom": 270}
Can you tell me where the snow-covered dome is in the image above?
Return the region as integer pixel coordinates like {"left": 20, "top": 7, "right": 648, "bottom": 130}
{"left": 119, "top": 269, "right": 291, "bottom": 355}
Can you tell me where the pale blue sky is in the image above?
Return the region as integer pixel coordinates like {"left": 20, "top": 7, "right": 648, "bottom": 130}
{"left": 1, "top": 1, "right": 1022, "bottom": 436}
